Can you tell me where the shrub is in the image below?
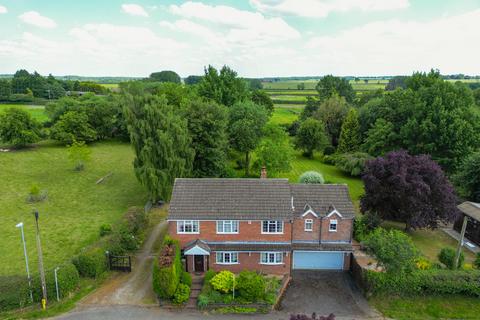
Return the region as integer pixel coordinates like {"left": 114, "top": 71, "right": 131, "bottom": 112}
{"left": 181, "top": 271, "right": 192, "bottom": 287}
{"left": 0, "top": 275, "right": 31, "bottom": 311}
{"left": 108, "top": 225, "right": 140, "bottom": 255}
{"left": 210, "top": 270, "right": 235, "bottom": 293}
{"left": 321, "top": 154, "right": 337, "bottom": 165}
{"left": 67, "top": 141, "right": 92, "bottom": 171}
{"left": 32, "top": 263, "right": 79, "bottom": 302}
{"left": 72, "top": 247, "right": 107, "bottom": 278}
{"left": 363, "top": 228, "right": 419, "bottom": 273}
{"left": 438, "top": 247, "right": 464, "bottom": 270}
{"left": 323, "top": 145, "right": 336, "bottom": 155}
{"left": 152, "top": 239, "right": 181, "bottom": 300}
{"left": 215, "top": 306, "right": 258, "bottom": 314}
{"left": 99, "top": 224, "right": 112, "bottom": 237}
{"left": 415, "top": 257, "right": 432, "bottom": 270}
{"left": 26, "top": 184, "right": 47, "bottom": 203}
{"left": 197, "top": 293, "right": 210, "bottom": 309}
{"left": 173, "top": 283, "right": 191, "bottom": 304}
{"left": 335, "top": 152, "right": 373, "bottom": 176}
{"left": 475, "top": 253, "right": 480, "bottom": 269}
{"left": 204, "top": 270, "right": 217, "bottom": 283}
{"left": 353, "top": 212, "right": 381, "bottom": 241}
{"left": 122, "top": 207, "right": 147, "bottom": 235}
{"left": 0, "top": 107, "right": 40, "bottom": 148}
{"left": 236, "top": 271, "right": 266, "bottom": 302}
{"left": 299, "top": 171, "right": 324, "bottom": 184}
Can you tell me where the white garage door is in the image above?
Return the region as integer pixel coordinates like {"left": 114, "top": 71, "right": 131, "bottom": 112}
{"left": 293, "top": 251, "right": 344, "bottom": 270}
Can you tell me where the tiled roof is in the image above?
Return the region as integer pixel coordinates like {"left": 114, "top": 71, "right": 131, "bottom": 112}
{"left": 291, "top": 184, "right": 355, "bottom": 218}
{"left": 169, "top": 178, "right": 292, "bottom": 220}
{"left": 458, "top": 202, "right": 480, "bottom": 221}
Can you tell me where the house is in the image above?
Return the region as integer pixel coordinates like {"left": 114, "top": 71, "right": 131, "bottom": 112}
{"left": 454, "top": 201, "right": 480, "bottom": 246}
{"left": 167, "top": 177, "right": 355, "bottom": 275}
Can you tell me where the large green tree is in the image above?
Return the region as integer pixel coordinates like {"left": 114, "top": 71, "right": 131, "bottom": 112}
{"left": 0, "top": 108, "right": 40, "bottom": 148}
{"left": 338, "top": 108, "right": 360, "bottom": 153}
{"left": 254, "top": 124, "right": 294, "bottom": 176}
{"left": 316, "top": 75, "right": 355, "bottom": 103}
{"left": 50, "top": 111, "right": 97, "bottom": 145}
{"left": 229, "top": 101, "right": 268, "bottom": 176}
{"left": 454, "top": 151, "right": 480, "bottom": 202}
{"left": 295, "top": 118, "right": 328, "bottom": 158}
{"left": 313, "top": 94, "right": 349, "bottom": 147}
{"left": 186, "top": 99, "right": 228, "bottom": 177}
{"left": 123, "top": 87, "right": 193, "bottom": 201}
{"left": 198, "top": 65, "right": 248, "bottom": 107}
{"left": 300, "top": 96, "right": 320, "bottom": 121}
{"left": 148, "top": 70, "right": 181, "bottom": 84}
{"left": 250, "top": 89, "right": 274, "bottom": 115}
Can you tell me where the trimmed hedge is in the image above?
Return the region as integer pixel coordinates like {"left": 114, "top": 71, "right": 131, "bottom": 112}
{"left": 364, "top": 269, "right": 480, "bottom": 297}
{"left": 152, "top": 237, "right": 182, "bottom": 300}
{"left": 0, "top": 276, "right": 30, "bottom": 311}
{"left": 72, "top": 247, "right": 107, "bottom": 278}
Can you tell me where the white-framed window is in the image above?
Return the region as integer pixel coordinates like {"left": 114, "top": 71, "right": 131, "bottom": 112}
{"left": 216, "top": 252, "right": 239, "bottom": 264}
{"left": 216, "top": 220, "right": 239, "bottom": 234}
{"left": 305, "top": 219, "right": 313, "bottom": 231}
{"left": 260, "top": 252, "right": 283, "bottom": 265}
{"left": 177, "top": 220, "right": 199, "bottom": 234}
{"left": 329, "top": 220, "right": 338, "bottom": 232}
{"left": 262, "top": 220, "right": 283, "bottom": 234}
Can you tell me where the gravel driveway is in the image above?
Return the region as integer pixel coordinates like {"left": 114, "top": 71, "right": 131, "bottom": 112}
{"left": 281, "top": 271, "right": 380, "bottom": 319}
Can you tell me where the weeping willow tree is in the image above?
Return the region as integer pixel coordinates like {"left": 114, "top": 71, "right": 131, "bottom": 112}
{"left": 122, "top": 83, "right": 194, "bottom": 201}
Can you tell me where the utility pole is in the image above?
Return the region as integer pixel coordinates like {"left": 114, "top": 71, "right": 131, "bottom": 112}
{"left": 34, "top": 210, "right": 47, "bottom": 309}
{"left": 455, "top": 215, "right": 468, "bottom": 269}
{"left": 15, "top": 222, "right": 33, "bottom": 303}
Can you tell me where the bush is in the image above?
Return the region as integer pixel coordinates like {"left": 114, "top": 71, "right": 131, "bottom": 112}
{"left": 32, "top": 263, "right": 80, "bottom": 302}
{"left": 353, "top": 212, "right": 381, "bottom": 241}
{"left": 299, "top": 171, "right": 325, "bottom": 184}
{"left": 475, "top": 253, "right": 480, "bottom": 269}
{"left": 0, "top": 107, "right": 40, "bottom": 148}
{"left": 99, "top": 224, "right": 112, "bottom": 237}
{"left": 122, "top": 207, "right": 147, "bottom": 235}
{"left": 236, "top": 271, "right": 266, "bottom": 302}
{"left": 181, "top": 271, "right": 192, "bottom": 287}
{"left": 197, "top": 293, "right": 210, "bottom": 309}
{"left": 438, "top": 247, "right": 464, "bottom": 270}
{"left": 335, "top": 152, "right": 373, "bottom": 176}
{"left": 26, "top": 183, "right": 47, "bottom": 203}
{"left": 152, "top": 239, "right": 181, "bottom": 300}
{"left": 323, "top": 145, "right": 336, "bottom": 155}
{"left": 210, "top": 270, "right": 235, "bottom": 293}
{"left": 415, "top": 257, "right": 432, "bottom": 270}
{"left": 204, "top": 270, "right": 217, "bottom": 283}
{"left": 72, "top": 247, "right": 107, "bottom": 278}
{"left": 0, "top": 275, "right": 31, "bottom": 311}
{"left": 173, "top": 283, "right": 191, "bottom": 304}
{"left": 321, "top": 154, "right": 337, "bottom": 165}
{"left": 363, "top": 228, "right": 419, "bottom": 273}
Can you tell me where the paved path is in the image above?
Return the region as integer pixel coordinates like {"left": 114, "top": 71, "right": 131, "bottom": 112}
{"left": 79, "top": 220, "right": 168, "bottom": 306}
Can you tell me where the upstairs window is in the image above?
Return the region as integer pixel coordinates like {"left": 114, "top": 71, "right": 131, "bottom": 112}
{"left": 262, "top": 220, "right": 283, "bottom": 234}
{"left": 216, "top": 220, "right": 239, "bottom": 234}
{"left": 329, "top": 220, "right": 338, "bottom": 232}
{"left": 305, "top": 219, "right": 313, "bottom": 231}
{"left": 216, "top": 252, "right": 239, "bottom": 264}
{"left": 177, "top": 220, "right": 199, "bottom": 233}
{"left": 260, "top": 252, "right": 283, "bottom": 264}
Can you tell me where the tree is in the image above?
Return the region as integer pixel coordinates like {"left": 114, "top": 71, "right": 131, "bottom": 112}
{"left": 362, "top": 119, "right": 397, "bottom": 156}
{"left": 297, "top": 83, "right": 305, "bottom": 90}
{"left": 385, "top": 76, "right": 407, "bottom": 91}
{"left": 454, "top": 151, "right": 480, "bottom": 202}
{"left": 229, "top": 101, "right": 268, "bottom": 176}
{"left": 198, "top": 65, "right": 248, "bottom": 107}
{"left": 300, "top": 96, "right": 320, "bottom": 121}
{"left": 123, "top": 86, "right": 193, "bottom": 201}
{"left": 313, "top": 94, "right": 349, "bottom": 147}
{"left": 299, "top": 171, "right": 324, "bottom": 184}
{"left": 295, "top": 118, "right": 328, "bottom": 158}
{"left": 250, "top": 90, "right": 274, "bottom": 115}
{"left": 253, "top": 124, "right": 294, "bottom": 176}
{"left": 184, "top": 75, "right": 202, "bottom": 85}
{"left": 50, "top": 111, "right": 97, "bottom": 145}
{"left": 0, "top": 79, "right": 12, "bottom": 100}
{"left": 361, "top": 150, "right": 458, "bottom": 231}
{"left": 149, "top": 70, "right": 181, "bottom": 84}
{"left": 67, "top": 141, "right": 91, "bottom": 171}
{"left": 338, "top": 108, "right": 360, "bottom": 153}
{"left": 186, "top": 99, "right": 228, "bottom": 178}
{"left": 316, "top": 75, "right": 355, "bottom": 103}
{"left": 0, "top": 108, "right": 40, "bottom": 148}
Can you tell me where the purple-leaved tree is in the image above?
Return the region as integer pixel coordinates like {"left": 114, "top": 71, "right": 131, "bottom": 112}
{"left": 360, "top": 150, "right": 458, "bottom": 231}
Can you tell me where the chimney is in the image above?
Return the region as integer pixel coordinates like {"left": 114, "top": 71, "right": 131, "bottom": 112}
{"left": 260, "top": 166, "right": 267, "bottom": 179}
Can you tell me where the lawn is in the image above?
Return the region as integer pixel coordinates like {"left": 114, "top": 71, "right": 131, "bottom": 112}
{"left": 0, "top": 104, "right": 48, "bottom": 123}
{"left": 270, "top": 106, "right": 302, "bottom": 126}
{"left": 371, "top": 295, "right": 480, "bottom": 320}
{"left": 0, "top": 140, "right": 145, "bottom": 276}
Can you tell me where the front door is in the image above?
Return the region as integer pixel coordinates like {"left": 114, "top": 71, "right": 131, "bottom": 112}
{"left": 194, "top": 255, "right": 204, "bottom": 272}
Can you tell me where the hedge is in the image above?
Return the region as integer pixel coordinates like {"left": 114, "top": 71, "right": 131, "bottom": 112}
{"left": 0, "top": 263, "right": 79, "bottom": 312}
{"left": 72, "top": 247, "right": 107, "bottom": 278}
{"left": 364, "top": 269, "right": 480, "bottom": 297}
{"left": 152, "top": 237, "right": 182, "bottom": 300}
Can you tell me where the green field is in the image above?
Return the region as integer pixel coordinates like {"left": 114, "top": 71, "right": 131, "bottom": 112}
{"left": 0, "top": 104, "right": 48, "bottom": 123}
{"left": 270, "top": 105, "right": 302, "bottom": 126}
{"left": 99, "top": 83, "right": 119, "bottom": 89}
{"left": 0, "top": 140, "right": 145, "bottom": 276}
{"left": 266, "top": 90, "right": 317, "bottom": 96}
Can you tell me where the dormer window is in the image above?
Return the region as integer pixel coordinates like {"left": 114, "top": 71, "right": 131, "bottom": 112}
{"left": 305, "top": 219, "right": 313, "bottom": 231}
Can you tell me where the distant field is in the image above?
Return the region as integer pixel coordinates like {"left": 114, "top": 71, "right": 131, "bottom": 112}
{"left": 270, "top": 105, "right": 302, "bottom": 126}
{"left": 263, "top": 80, "right": 318, "bottom": 90}
{"left": 100, "top": 83, "right": 119, "bottom": 89}
{"left": 0, "top": 104, "right": 48, "bottom": 122}
{"left": 0, "top": 141, "right": 145, "bottom": 276}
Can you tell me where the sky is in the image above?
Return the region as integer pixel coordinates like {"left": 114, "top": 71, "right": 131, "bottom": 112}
{"left": 0, "top": 0, "right": 479, "bottom": 78}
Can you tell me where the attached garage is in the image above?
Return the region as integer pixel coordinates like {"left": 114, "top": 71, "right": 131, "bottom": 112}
{"left": 293, "top": 251, "right": 345, "bottom": 270}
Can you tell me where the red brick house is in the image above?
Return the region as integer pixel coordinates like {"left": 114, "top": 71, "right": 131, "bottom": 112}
{"left": 167, "top": 178, "right": 355, "bottom": 275}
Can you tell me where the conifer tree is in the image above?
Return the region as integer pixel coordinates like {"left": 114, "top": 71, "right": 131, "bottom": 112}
{"left": 338, "top": 108, "right": 360, "bottom": 153}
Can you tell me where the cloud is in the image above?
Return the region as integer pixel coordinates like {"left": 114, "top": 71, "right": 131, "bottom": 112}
{"left": 18, "top": 11, "right": 57, "bottom": 28}
{"left": 250, "top": 0, "right": 409, "bottom": 18}
{"left": 121, "top": 3, "right": 149, "bottom": 17}
{"left": 168, "top": 1, "right": 300, "bottom": 42}
{"left": 0, "top": 5, "right": 7, "bottom": 14}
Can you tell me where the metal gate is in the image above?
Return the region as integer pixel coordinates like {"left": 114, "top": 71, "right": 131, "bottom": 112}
{"left": 108, "top": 255, "right": 132, "bottom": 272}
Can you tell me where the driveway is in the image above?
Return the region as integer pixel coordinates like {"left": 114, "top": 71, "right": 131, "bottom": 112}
{"left": 281, "top": 271, "right": 381, "bottom": 319}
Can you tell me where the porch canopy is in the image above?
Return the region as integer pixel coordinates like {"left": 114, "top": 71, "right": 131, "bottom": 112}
{"left": 184, "top": 239, "right": 211, "bottom": 256}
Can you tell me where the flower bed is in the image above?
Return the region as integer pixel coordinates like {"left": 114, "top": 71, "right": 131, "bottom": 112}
{"left": 197, "top": 270, "right": 281, "bottom": 313}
